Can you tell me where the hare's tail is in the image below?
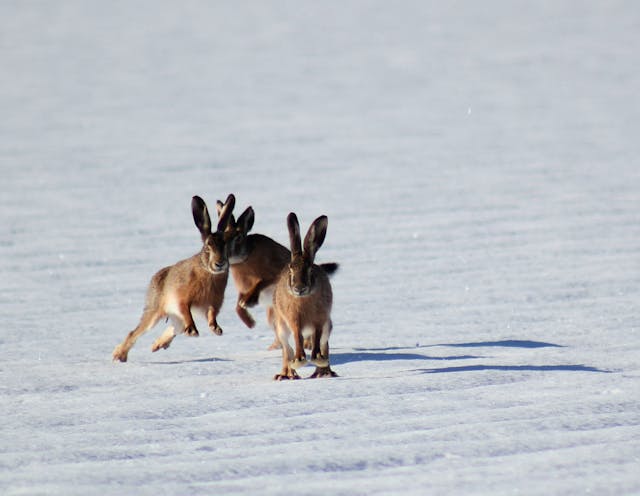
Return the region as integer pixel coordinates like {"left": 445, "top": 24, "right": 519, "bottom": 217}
{"left": 320, "top": 263, "right": 339, "bottom": 276}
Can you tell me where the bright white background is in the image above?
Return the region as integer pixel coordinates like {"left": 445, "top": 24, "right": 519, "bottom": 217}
{"left": 1, "top": 2, "right": 639, "bottom": 494}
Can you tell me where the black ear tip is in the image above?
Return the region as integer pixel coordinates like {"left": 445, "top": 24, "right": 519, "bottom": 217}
{"left": 287, "top": 212, "right": 300, "bottom": 232}
{"left": 225, "top": 193, "right": 236, "bottom": 206}
{"left": 192, "top": 195, "right": 205, "bottom": 210}
{"left": 313, "top": 215, "right": 328, "bottom": 233}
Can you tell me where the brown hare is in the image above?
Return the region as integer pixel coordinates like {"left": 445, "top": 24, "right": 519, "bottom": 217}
{"left": 216, "top": 202, "right": 290, "bottom": 332}
{"left": 112, "top": 194, "right": 235, "bottom": 362}
{"left": 216, "top": 201, "right": 338, "bottom": 351}
{"left": 272, "top": 212, "right": 338, "bottom": 380}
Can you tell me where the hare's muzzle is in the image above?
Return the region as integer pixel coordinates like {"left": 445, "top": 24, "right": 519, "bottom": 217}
{"left": 290, "top": 285, "right": 310, "bottom": 297}
{"left": 213, "top": 260, "right": 229, "bottom": 273}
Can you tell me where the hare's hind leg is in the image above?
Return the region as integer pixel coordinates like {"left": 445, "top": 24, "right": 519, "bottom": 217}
{"left": 207, "top": 305, "right": 223, "bottom": 335}
{"left": 310, "top": 320, "right": 338, "bottom": 378}
{"left": 151, "top": 316, "right": 181, "bottom": 352}
{"left": 113, "top": 309, "right": 162, "bottom": 362}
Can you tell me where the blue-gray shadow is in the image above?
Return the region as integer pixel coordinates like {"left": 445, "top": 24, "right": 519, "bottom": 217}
{"left": 418, "top": 364, "right": 610, "bottom": 374}
{"left": 330, "top": 351, "right": 480, "bottom": 366}
{"left": 441, "top": 340, "right": 564, "bottom": 349}
{"left": 355, "top": 340, "right": 563, "bottom": 352}
{"left": 145, "top": 357, "right": 232, "bottom": 365}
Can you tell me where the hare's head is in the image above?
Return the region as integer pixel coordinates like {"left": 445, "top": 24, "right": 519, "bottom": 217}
{"left": 192, "top": 194, "right": 235, "bottom": 273}
{"left": 286, "top": 212, "right": 328, "bottom": 297}
{"left": 216, "top": 202, "right": 255, "bottom": 264}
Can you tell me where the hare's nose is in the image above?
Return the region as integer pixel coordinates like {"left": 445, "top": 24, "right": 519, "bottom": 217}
{"left": 293, "top": 286, "right": 307, "bottom": 296}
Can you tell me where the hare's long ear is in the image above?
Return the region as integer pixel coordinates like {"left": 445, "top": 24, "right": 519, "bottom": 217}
{"left": 216, "top": 194, "right": 236, "bottom": 232}
{"left": 216, "top": 199, "right": 236, "bottom": 229}
{"left": 287, "top": 212, "right": 302, "bottom": 258}
{"left": 192, "top": 196, "right": 212, "bottom": 240}
{"left": 236, "top": 206, "right": 255, "bottom": 234}
{"left": 303, "top": 215, "right": 328, "bottom": 263}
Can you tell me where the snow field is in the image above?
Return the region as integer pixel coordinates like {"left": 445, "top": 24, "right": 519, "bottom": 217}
{"left": 1, "top": 1, "right": 639, "bottom": 495}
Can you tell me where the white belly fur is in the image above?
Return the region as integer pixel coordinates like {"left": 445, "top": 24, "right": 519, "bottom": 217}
{"left": 164, "top": 292, "right": 206, "bottom": 321}
{"left": 301, "top": 325, "right": 314, "bottom": 339}
{"left": 258, "top": 285, "right": 275, "bottom": 307}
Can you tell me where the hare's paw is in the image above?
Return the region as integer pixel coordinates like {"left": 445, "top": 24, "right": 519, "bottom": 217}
{"left": 209, "top": 324, "right": 223, "bottom": 336}
{"left": 112, "top": 345, "right": 128, "bottom": 362}
{"left": 151, "top": 338, "right": 172, "bottom": 352}
{"left": 274, "top": 369, "right": 301, "bottom": 381}
{"left": 311, "top": 354, "right": 329, "bottom": 368}
{"left": 236, "top": 306, "right": 256, "bottom": 328}
{"left": 152, "top": 327, "right": 176, "bottom": 352}
{"left": 184, "top": 325, "right": 200, "bottom": 337}
{"left": 267, "top": 339, "right": 282, "bottom": 351}
{"left": 242, "top": 292, "right": 260, "bottom": 308}
{"left": 290, "top": 357, "right": 307, "bottom": 370}
{"left": 309, "top": 366, "right": 338, "bottom": 379}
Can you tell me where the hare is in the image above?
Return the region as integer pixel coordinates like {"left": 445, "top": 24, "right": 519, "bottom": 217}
{"left": 272, "top": 212, "right": 338, "bottom": 380}
{"left": 216, "top": 202, "right": 290, "bottom": 333}
{"left": 216, "top": 201, "right": 338, "bottom": 351}
{"left": 112, "top": 194, "right": 235, "bottom": 362}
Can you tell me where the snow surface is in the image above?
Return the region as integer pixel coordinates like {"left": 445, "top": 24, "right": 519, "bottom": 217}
{"left": 1, "top": 1, "right": 639, "bottom": 495}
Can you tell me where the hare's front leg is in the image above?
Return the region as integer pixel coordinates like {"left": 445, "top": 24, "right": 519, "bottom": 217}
{"left": 235, "top": 293, "right": 256, "bottom": 328}
{"left": 236, "top": 280, "right": 270, "bottom": 328}
{"left": 207, "top": 306, "right": 223, "bottom": 335}
{"left": 266, "top": 306, "right": 282, "bottom": 350}
{"left": 274, "top": 317, "right": 299, "bottom": 380}
{"left": 240, "top": 280, "right": 268, "bottom": 308}
{"left": 171, "top": 300, "right": 199, "bottom": 337}
{"left": 289, "top": 323, "right": 307, "bottom": 370}
{"left": 310, "top": 324, "right": 329, "bottom": 367}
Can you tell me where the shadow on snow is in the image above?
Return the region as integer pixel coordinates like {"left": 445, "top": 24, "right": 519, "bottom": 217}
{"left": 330, "top": 351, "right": 480, "bottom": 366}
{"left": 144, "top": 357, "right": 232, "bottom": 365}
{"left": 344, "top": 341, "right": 608, "bottom": 373}
{"left": 417, "top": 364, "right": 611, "bottom": 374}
{"left": 355, "top": 340, "right": 564, "bottom": 352}
{"left": 441, "top": 340, "right": 564, "bottom": 349}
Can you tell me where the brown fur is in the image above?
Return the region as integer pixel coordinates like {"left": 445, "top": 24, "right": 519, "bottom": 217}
{"left": 272, "top": 213, "right": 338, "bottom": 380}
{"left": 218, "top": 202, "right": 338, "bottom": 351}
{"left": 229, "top": 233, "right": 290, "bottom": 329}
{"left": 112, "top": 194, "right": 234, "bottom": 362}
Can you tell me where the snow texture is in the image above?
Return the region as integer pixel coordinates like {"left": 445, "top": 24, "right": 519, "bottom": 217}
{"left": 1, "top": 1, "right": 639, "bottom": 495}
